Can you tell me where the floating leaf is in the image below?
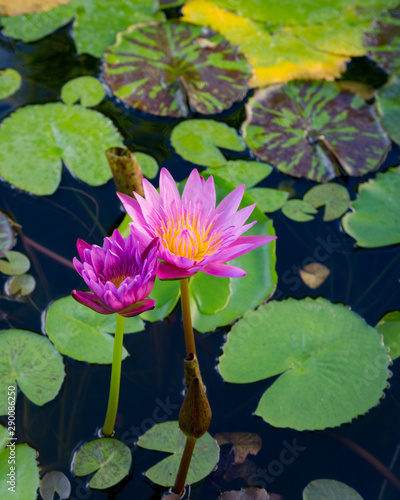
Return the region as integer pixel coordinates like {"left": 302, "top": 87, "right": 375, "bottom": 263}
{"left": 282, "top": 200, "right": 317, "bottom": 222}
{"left": 171, "top": 119, "right": 245, "bottom": 167}
{"left": 137, "top": 421, "right": 219, "bottom": 487}
{"left": 303, "top": 479, "right": 364, "bottom": 500}
{"left": 191, "top": 271, "right": 232, "bottom": 315}
{"left": 45, "top": 295, "right": 139, "bottom": 364}
{"left": 1, "top": 0, "right": 162, "bottom": 59}
{"left": 0, "top": 329, "right": 65, "bottom": 414}
{"left": 61, "top": 76, "right": 105, "bottom": 107}
{"left": 103, "top": 21, "right": 250, "bottom": 117}
{"left": 205, "top": 160, "right": 273, "bottom": 188}
{"left": 299, "top": 263, "right": 331, "bottom": 289}
{"left": 0, "top": 0, "right": 72, "bottom": 16}
{"left": 40, "top": 471, "right": 71, "bottom": 500}
{"left": 101, "top": 313, "right": 144, "bottom": 335}
{"left": 376, "top": 311, "right": 400, "bottom": 361}
{"left": 0, "top": 426, "right": 10, "bottom": 450}
{"left": 243, "top": 81, "right": 390, "bottom": 182}
{"left": 219, "top": 297, "right": 390, "bottom": 430}
{"left": 0, "top": 214, "right": 16, "bottom": 256}
{"left": 0, "top": 250, "right": 30, "bottom": 275}
{"left": 189, "top": 175, "right": 277, "bottom": 333}
{"left": 377, "top": 75, "right": 400, "bottom": 144}
{"left": 74, "top": 438, "right": 132, "bottom": 489}
{"left": 0, "top": 69, "right": 22, "bottom": 100}
{"left": 303, "top": 183, "right": 351, "bottom": 221}
{"left": 0, "top": 103, "right": 123, "bottom": 195}
{"left": 247, "top": 188, "right": 289, "bottom": 212}
{"left": 140, "top": 276, "right": 180, "bottom": 322}
{"left": 134, "top": 152, "right": 159, "bottom": 179}
{"left": 6, "top": 274, "right": 36, "bottom": 296}
{"left": 214, "top": 432, "right": 262, "bottom": 464}
{"left": 341, "top": 167, "right": 400, "bottom": 247}
{"left": 0, "top": 441, "right": 40, "bottom": 500}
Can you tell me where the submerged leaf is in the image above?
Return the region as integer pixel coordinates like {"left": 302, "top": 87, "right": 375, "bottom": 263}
{"left": 215, "top": 432, "right": 262, "bottom": 464}
{"left": 0, "top": 251, "right": 30, "bottom": 275}
{"left": 299, "top": 263, "right": 331, "bottom": 289}
{"left": 0, "top": 0, "right": 72, "bottom": 16}
{"left": 303, "top": 479, "right": 364, "bottom": 500}
{"left": 376, "top": 311, "right": 400, "bottom": 361}
{"left": 61, "top": 76, "right": 105, "bottom": 107}
{"left": 74, "top": 438, "right": 132, "bottom": 489}
{"left": 218, "top": 487, "right": 283, "bottom": 500}
{"left": 219, "top": 297, "right": 390, "bottom": 430}
{"left": 0, "top": 212, "right": 16, "bottom": 257}
{"left": 282, "top": 200, "right": 317, "bottom": 222}
{"left": 244, "top": 81, "right": 390, "bottom": 182}
{"left": 303, "top": 183, "right": 351, "bottom": 221}
{"left": 341, "top": 167, "right": 400, "bottom": 247}
{"left": 0, "top": 69, "right": 22, "bottom": 100}
{"left": 104, "top": 21, "right": 250, "bottom": 117}
{"left": 0, "top": 103, "right": 123, "bottom": 195}
{"left": 40, "top": 471, "right": 71, "bottom": 500}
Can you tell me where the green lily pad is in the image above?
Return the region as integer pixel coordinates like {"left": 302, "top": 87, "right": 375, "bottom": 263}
{"left": 7, "top": 274, "right": 36, "bottom": 296}
{"left": 376, "top": 311, "right": 400, "bottom": 361}
{"left": 0, "top": 441, "right": 40, "bottom": 500}
{"left": 134, "top": 152, "right": 159, "bottom": 179}
{"left": 61, "top": 76, "right": 105, "bottom": 107}
{"left": 303, "top": 183, "right": 351, "bottom": 221}
{"left": 1, "top": 0, "right": 162, "bottom": 59}
{"left": 104, "top": 21, "right": 250, "bottom": 118}
{"left": 205, "top": 160, "right": 273, "bottom": 189}
{"left": 243, "top": 81, "right": 390, "bottom": 182}
{"left": 0, "top": 329, "right": 65, "bottom": 415}
{"left": 171, "top": 119, "right": 246, "bottom": 167}
{"left": 341, "top": 167, "right": 400, "bottom": 247}
{"left": 0, "top": 212, "right": 16, "bottom": 257}
{"left": 73, "top": 438, "right": 132, "bottom": 489}
{"left": 377, "top": 75, "right": 400, "bottom": 144}
{"left": 247, "top": 188, "right": 289, "bottom": 213}
{"left": 45, "top": 295, "right": 143, "bottom": 364}
{"left": 40, "top": 471, "right": 71, "bottom": 500}
{"left": 303, "top": 479, "right": 364, "bottom": 500}
{"left": 137, "top": 421, "right": 219, "bottom": 487}
{"left": 189, "top": 175, "right": 277, "bottom": 333}
{"left": 0, "top": 251, "right": 30, "bottom": 275}
{"left": 0, "top": 69, "right": 22, "bottom": 100}
{"left": 281, "top": 200, "right": 317, "bottom": 222}
{"left": 140, "top": 276, "right": 180, "bottom": 322}
{"left": 0, "top": 426, "right": 10, "bottom": 450}
{"left": 219, "top": 297, "right": 390, "bottom": 430}
{"left": 0, "top": 103, "right": 123, "bottom": 195}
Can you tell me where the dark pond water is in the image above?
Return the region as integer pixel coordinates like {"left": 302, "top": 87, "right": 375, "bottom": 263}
{"left": 1, "top": 23, "right": 400, "bottom": 500}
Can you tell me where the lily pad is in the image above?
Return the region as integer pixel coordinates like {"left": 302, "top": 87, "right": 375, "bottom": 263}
{"left": 1, "top": 0, "right": 162, "bottom": 59}
{"left": 247, "top": 187, "right": 289, "bottom": 213}
{"left": 299, "top": 263, "right": 331, "bottom": 289}
{"left": 243, "top": 81, "right": 390, "bottom": 182}
{"left": 218, "top": 297, "right": 390, "bottom": 430}
{"left": 61, "top": 76, "right": 105, "bottom": 107}
{"left": 282, "top": 200, "right": 317, "bottom": 222}
{"left": 6, "top": 274, "right": 36, "bottom": 296}
{"left": 0, "top": 251, "right": 30, "bottom": 275}
{"left": 0, "top": 426, "right": 10, "bottom": 450}
{"left": 0, "top": 69, "right": 22, "bottom": 100}
{"left": 0, "top": 329, "right": 65, "bottom": 415}
{"left": 341, "top": 167, "right": 400, "bottom": 247}
{"left": 0, "top": 103, "right": 123, "bottom": 195}
{"left": 137, "top": 421, "right": 219, "bottom": 487}
{"left": 205, "top": 160, "right": 273, "bottom": 188}
{"left": 303, "top": 479, "right": 364, "bottom": 500}
{"left": 376, "top": 311, "right": 400, "bottom": 361}
{"left": 377, "top": 75, "right": 400, "bottom": 144}
{"left": 104, "top": 21, "right": 250, "bottom": 117}
{"left": 140, "top": 276, "right": 180, "bottom": 322}
{"left": 40, "top": 471, "right": 71, "bottom": 500}
{"left": 171, "top": 119, "right": 246, "bottom": 167}
{"left": 0, "top": 441, "right": 40, "bottom": 500}
{"left": 73, "top": 438, "right": 132, "bottom": 489}
{"left": 134, "top": 152, "right": 159, "bottom": 179}
{"left": 303, "top": 183, "right": 351, "bottom": 221}
{"left": 45, "top": 295, "right": 143, "bottom": 364}
{"left": 214, "top": 432, "right": 262, "bottom": 464}
{"left": 0, "top": 212, "right": 16, "bottom": 257}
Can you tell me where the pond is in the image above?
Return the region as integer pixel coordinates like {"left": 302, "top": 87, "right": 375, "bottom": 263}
{"left": 0, "top": 2, "right": 400, "bottom": 500}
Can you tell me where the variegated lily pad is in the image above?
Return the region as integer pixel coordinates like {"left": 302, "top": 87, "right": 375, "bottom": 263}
{"left": 243, "top": 81, "right": 390, "bottom": 182}
{"left": 103, "top": 21, "right": 250, "bottom": 117}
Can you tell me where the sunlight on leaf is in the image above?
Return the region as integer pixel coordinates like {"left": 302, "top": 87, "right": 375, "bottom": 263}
{"left": 0, "top": 69, "right": 21, "bottom": 100}
{"left": 215, "top": 432, "right": 262, "bottom": 464}
{"left": 376, "top": 311, "right": 400, "bottom": 361}
{"left": 219, "top": 297, "right": 390, "bottom": 430}
{"left": 61, "top": 76, "right": 105, "bottom": 107}
{"left": 303, "top": 479, "right": 364, "bottom": 499}
{"left": 0, "top": 250, "right": 30, "bottom": 275}
{"left": 40, "top": 471, "right": 71, "bottom": 500}
{"left": 303, "top": 183, "right": 351, "bottom": 221}
{"left": 282, "top": 200, "right": 317, "bottom": 222}
{"left": 299, "top": 263, "right": 331, "bottom": 289}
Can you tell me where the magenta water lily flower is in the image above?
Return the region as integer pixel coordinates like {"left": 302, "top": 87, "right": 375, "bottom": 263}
{"left": 118, "top": 168, "right": 276, "bottom": 280}
{"left": 72, "top": 229, "right": 159, "bottom": 316}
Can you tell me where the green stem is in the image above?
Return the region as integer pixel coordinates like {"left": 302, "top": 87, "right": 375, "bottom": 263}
{"left": 172, "top": 437, "right": 196, "bottom": 496}
{"left": 180, "top": 278, "right": 196, "bottom": 357}
{"left": 102, "top": 314, "right": 125, "bottom": 437}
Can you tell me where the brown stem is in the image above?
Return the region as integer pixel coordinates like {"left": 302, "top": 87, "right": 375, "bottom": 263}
{"left": 173, "top": 437, "right": 196, "bottom": 496}
{"left": 21, "top": 235, "right": 75, "bottom": 270}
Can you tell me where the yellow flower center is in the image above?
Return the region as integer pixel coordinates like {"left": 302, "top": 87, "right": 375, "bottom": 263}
{"left": 110, "top": 275, "right": 129, "bottom": 288}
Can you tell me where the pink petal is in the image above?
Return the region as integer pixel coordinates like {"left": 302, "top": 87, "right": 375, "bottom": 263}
{"left": 119, "top": 298, "right": 156, "bottom": 317}
{"left": 117, "top": 192, "right": 147, "bottom": 227}
{"left": 129, "top": 224, "right": 153, "bottom": 248}
{"left": 215, "top": 184, "right": 245, "bottom": 217}
{"left": 201, "top": 262, "right": 246, "bottom": 278}
{"left": 158, "top": 261, "right": 197, "bottom": 280}
{"left": 71, "top": 290, "right": 112, "bottom": 314}
{"left": 76, "top": 239, "right": 92, "bottom": 261}
{"left": 142, "top": 178, "right": 162, "bottom": 211}
{"left": 159, "top": 168, "right": 181, "bottom": 207}
{"left": 201, "top": 175, "right": 216, "bottom": 209}
{"left": 218, "top": 234, "right": 277, "bottom": 262}
{"left": 182, "top": 168, "right": 202, "bottom": 204}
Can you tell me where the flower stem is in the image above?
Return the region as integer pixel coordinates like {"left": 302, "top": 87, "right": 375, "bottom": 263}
{"left": 173, "top": 436, "right": 196, "bottom": 496}
{"left": 180, "top": 278, "right": 196, "bottom": 357}
{"left": 102, "top": 313, "right": 125, "bottom": 437}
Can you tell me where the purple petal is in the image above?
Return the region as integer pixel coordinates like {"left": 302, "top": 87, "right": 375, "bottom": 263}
{"left": 158, "top": 261, "right": 197, "bottom": 280}
{"left": 182, "top": 169, "right": 202, "bottom": 204}
{"left": 76, "top": 239, "right": 92, "bottom": 261}
{"left": 217, "top": 234, "right": 277, "bottom": 262}
{"left": 201, "top": 262, "right": 246, "bottom": 278}
{"left": 129, "top": 224, "right": 153, "bottom": 248}
{"left": 71, "top": 290, "right": 112, "bottom": 314}
{"left": 119, "top": 298, "right": 156, "bottom": 317}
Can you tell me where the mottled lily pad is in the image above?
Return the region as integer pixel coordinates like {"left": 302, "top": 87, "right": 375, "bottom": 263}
{"left": 137, "top": 421, "right": 219, "bottom": 487}
{"left": 0, "top": 329, "right": 65, "bottom": 414}
{"left": 171, "top": 119, "right": 245, "bottom": 167}
{"left": 104, "top": 21, "right": 250, "bottom": 117}
{"left": 0, "top": 69, "right": 21, "bottom": 100}
{"left": 303, "top": 479, "right": 364, "bottom": 500}
{"left": 0, "top": 103, "right": 123, "bottom": 195}
{"left": 303, "top": 183, "right": 351, "bottom": 221}
{"left": 6, "top": 274, "right": 36, "bottom": 296}
{"left": 376, "top": 311, "right": 400, "bottom": 361}
{"left": 247, "top": 187, "right": 289, "bottom": 213}
{"left": 0, "top": 212, "right": 16, "bottom": 257}
{"left": 341, "top": 167, "right": 400, "bottom": 247}
{"left": 377, "top": 75, "right": 400, "bottom": 144}
{"left": 219, "top": 297, "right": 390, "bottom": 430}
{"left": 40, "top": 471, "right": 71, "bottom": 500}
{"left": 282, "top": 200, "right": 317, "bottom": 222}
{"left": 243, "top": 81, "right": 390, "bottom": 182}
{"left": 61, "top": 76, "right": 105, "bottom": 107}
{"left": 0, "top": 251, "right": 30, "bottom": 275}
{"left": 74, "top": 438, "right": 132, "bottom": 489}
{"left": 205, "top": 160, "right": 273, "bottom": 188}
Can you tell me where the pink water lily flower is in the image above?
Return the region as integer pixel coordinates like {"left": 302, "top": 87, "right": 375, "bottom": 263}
{"left": 72, "top": 229, "right": 159, "bottom": 316}
{"left": 118, "top": 168, "right": 276, "bottom": 280}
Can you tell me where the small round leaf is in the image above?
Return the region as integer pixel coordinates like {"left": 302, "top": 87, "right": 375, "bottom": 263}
{"left": 40, "top": 471, "right": 71, "bottom": 500}
{"left": 0, "top": 212, "right": 16, "bottom": 257}
{"left": 7, "top": 274, "right": 36, "bottom": 296}
{"left": 247, "top": 187, "right": 289, "bottom": 212}
{"left": 61, "top": 76, "right": 105, "bottom": 107}
{"left": 0, "top": 69, "right": 22, "bottom": 100}
{"left": 0, "top": 251, "right": 30, "bottom": 275}
{"left": 303, "top": 183, "right": 350, "bottom": 221}
{"left": 282, "top": 200, "right": 317, "bottom": 222}
{"left": 303, "top": 479, "right": 364, "bottom": 500}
